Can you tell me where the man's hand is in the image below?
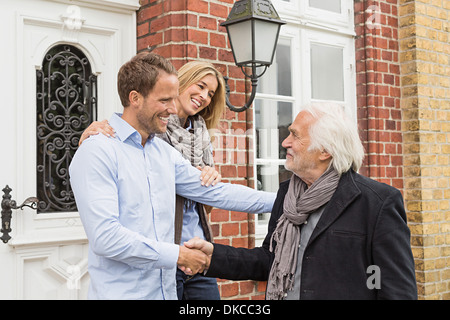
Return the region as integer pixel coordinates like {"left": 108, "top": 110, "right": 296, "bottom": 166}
{"left": 177, "top": 245, "right": 209, "bottom": 275}
{"left": 79, "top": 119, "right": 116, "bottom": 146}
{"left": 197, "top": 166, "right": 221, "bottom": 187}
{"left": 184, "top": 237, "right": 214, "bottom": 256}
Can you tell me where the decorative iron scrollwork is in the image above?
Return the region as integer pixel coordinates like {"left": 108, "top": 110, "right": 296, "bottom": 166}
{"left": 36, "top": 44, "right": 97, "bottom": 213}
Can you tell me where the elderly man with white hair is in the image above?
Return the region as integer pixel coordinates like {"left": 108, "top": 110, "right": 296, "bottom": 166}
{"left": 185, "top": 102, "right": 417, "bottom": 300}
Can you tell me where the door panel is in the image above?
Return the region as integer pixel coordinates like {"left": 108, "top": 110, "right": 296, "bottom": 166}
{"left": 0, "top": 0, "right": 139, "bottom": 299}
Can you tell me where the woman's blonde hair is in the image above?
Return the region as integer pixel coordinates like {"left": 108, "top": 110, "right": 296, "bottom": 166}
{"left": 177, "top": 61, "right": 226, "bottom": 130}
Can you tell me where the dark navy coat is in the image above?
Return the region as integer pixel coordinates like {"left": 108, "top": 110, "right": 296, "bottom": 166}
{"left": 207, "top": 170, "right": 417, "bottom": 299}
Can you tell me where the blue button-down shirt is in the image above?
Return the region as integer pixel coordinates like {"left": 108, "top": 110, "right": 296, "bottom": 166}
{"left": 69, "top": 113, "right": 276, "bottom": 300}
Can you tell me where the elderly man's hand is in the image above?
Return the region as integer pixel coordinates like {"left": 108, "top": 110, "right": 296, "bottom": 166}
{"left": 177, "top": 245, "right": 210, "bottom": 275}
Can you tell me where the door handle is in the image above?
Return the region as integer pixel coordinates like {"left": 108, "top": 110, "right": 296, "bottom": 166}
{"left": 1, "top": 185, "right": 39, "bottom": 243}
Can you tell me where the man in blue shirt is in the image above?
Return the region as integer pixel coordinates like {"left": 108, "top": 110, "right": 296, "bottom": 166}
{"left": 69, "top": 52, "right": 275, "bottom": 299}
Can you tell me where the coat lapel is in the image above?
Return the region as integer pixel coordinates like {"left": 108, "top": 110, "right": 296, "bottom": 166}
{"left": 307, "top": 170, "right": 361, "bottom": 246}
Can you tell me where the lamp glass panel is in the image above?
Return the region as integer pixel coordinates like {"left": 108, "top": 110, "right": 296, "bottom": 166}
{"left": 254, "top": 20, "right": 279, "bottom": 65}
{"left": 227, "top": 20, "right": 252, "bottom": 65}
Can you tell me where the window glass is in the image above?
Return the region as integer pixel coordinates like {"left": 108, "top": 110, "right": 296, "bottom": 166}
{"left": 257, "top": 164, "right": 292, "bottom": 191}
{"left": 255, "top": 99, "right": 291, "bottom": 161}
{"left": 309, "top": 0, "right": 341, "bottom": 13}
{"left": 255, "top": 164, "right": 291, "bottom": 240}
{"left": 310, "top": 43, "right": 344, "bottom": 101}
{"left": 257, "top": 42, "right": 291, "bottom": 96}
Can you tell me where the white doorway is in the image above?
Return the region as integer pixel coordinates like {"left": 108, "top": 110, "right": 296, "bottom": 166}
{"left": 0, "top": 0, "right": 139, "bottom": 299}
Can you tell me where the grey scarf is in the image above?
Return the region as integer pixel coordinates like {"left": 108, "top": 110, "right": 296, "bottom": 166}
{"left": 158, "top": 114, "right": 213, "bottom": 167}
{"left": 266, "top": 167, "right": 340, "bottom": 300}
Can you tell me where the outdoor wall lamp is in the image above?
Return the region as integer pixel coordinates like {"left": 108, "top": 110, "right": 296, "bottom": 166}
{"left": 1, "top": 185, "right": 38, "bottom": 243}
{"left": 221, "top": 0, "right": 286, "bottom": 112}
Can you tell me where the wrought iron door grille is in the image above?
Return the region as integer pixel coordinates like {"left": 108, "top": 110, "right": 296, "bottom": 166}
{"left": 36, "top": 44, "right": 97, "bottom": 213}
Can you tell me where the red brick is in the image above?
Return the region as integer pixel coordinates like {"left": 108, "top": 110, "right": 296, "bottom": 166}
{"left": 231, "top": 122, "right": 247, "bottom": 132}
{"left": 211, "top": 33, "right": 226, "bottom": 48}
{"left": 214, "top": 238, "right": 230, "bottom": 246}
{"left": 210, "top": 209, "right": 230, "bottom": 222}
{"left": 220, "top": 165, "right": 237, "bottom": 177}
{"left": 186, "top": 44, "right": 198, "bottom": 58}
{"left": 239, "top": 281, "right": 255, "bottom": 295}
{"left": 187, "top": 29, "right": 208, "bottom": 44}
{"left": 211, "top": 223, "right": 220, "bottom": 237}
{"left": 199, "top": 46, "right": 217, "bottom": 60}
{"left": 240, "top": 222, "right": 248, "bottom": 235}
{"left": 257, "top": 281, "right": 267, "bottom": 292}
{"left": 222, "top": 222, "right": 239, "bottom": 236}
{"left": 137, "top": 32, "right": 163, "bottom": 50}
{"left": 210, "top": 3, "right": 228, "bottom": 18}
{"left": 137, "top": 21, "right": 149, "bottom": 37}
{"left": 164, "top": 0, "right": 187, "bottom": 11}
{"left": 235, "top": 79, "right": 246, "bottom": 93}
{"left": 169, "top": 44, "right": 187, "bottom": 57}
{"left": 231, "top": 211, "right": 248, "bottom": 221}
{"left": 170, "top": 13, "right": 188, "bottom": 27}
{"left": 187, "top": 0, "right": 208, "bottom": 14}
{"left": 231, "top": 236, "right": 248, "bottom": 247}
{"left": 382, "top": 50, "right": 393, "bottom": 61}
{"left": 187, "top": 13, "right": 198, "bottom": 27}
{"left": 164, "top": 29, "right": 187, "bottom": 42}
{"left": 199, "top": 16, "right": 218, "bottom": 31}
{"left": 138, "top": 3, "right": 163, "bottom": 21}
{"left": 150, "top": 16, "right": 170, "bottom": 33}
{"left": 220, "top": 282, "right": 239, "bottom": 297}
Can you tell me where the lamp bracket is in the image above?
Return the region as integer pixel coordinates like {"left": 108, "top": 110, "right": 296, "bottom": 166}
{"left": 224, "top": 64, "right": 268, "bottom": 112}
{"left": 240, "top": 64, "right": 268, "bottom": 79}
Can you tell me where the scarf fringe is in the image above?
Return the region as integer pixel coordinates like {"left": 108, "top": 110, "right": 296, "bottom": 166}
{"left": 266, "top": 270, "right": 295, "bottom": 300}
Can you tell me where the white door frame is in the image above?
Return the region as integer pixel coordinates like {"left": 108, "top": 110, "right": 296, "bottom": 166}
{"left": 0, "top": 0, "right": 139, "bottom": 299}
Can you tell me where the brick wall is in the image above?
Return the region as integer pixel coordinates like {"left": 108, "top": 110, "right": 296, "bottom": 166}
{"left": 399, "top": 0, "right": 450, "bottom": 300}
{"left": 354, "top": 0, "right": 403, "bottom": 191}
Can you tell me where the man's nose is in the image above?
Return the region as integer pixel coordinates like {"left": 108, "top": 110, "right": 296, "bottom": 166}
{"left": 281, "top": 136, "right": 290, "bottom": 148}
{"left": 168, "top": 99, "right": 177, "bottom": 114}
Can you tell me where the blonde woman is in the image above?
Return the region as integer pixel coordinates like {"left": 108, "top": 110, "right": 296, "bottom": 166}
{"left": 79, "top": 61, "right": 226, "bottom": 300}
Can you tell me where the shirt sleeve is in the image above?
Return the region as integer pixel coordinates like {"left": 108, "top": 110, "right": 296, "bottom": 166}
{"left": 174, "top": 154, "right": 276, "bottom": 214}
{"left": 69, "top": 137, "right": 179, "bottom": 270}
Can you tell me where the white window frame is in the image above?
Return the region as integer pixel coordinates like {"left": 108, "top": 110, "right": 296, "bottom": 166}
{"left": 253, "top": 0, "right": 356, "bottom": 246}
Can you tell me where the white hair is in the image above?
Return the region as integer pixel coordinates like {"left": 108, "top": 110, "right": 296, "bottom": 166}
{"left": 303, "top": 102, "right": 365, "bottom": 174}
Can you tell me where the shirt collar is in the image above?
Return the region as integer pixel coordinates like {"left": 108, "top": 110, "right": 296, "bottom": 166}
{"left": 109, "top": 113, "right": 155, "bottom": 146}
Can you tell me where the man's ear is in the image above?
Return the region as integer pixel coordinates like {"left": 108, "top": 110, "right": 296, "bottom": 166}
{"left": 128, "top": 90, "right": 141, "bottom": 107}
{"left": 319, "top": 150, "right": 332, "bottom": 161}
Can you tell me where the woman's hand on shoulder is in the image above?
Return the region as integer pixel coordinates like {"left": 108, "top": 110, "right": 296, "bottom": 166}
{"left": 78, "top": 119, "right": 115, "bottom": 146}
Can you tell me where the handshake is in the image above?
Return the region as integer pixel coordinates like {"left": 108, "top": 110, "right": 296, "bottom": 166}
{"left": 177, "top": 237, "right": 214, "bottom": 275}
